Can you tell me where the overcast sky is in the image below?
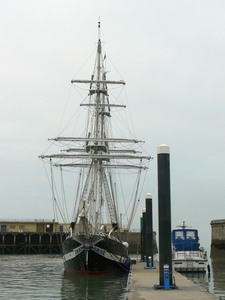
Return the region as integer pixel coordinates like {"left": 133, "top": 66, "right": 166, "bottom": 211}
{"left": 1, "top": 1, "right": 225, "bottom": 250}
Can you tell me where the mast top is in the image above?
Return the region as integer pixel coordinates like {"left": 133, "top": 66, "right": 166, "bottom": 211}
{"left": 97, "top": 19, "right": 101, "bottom": 53}
{"left": 98, "top": 19, "right": 101, "bottom": 40}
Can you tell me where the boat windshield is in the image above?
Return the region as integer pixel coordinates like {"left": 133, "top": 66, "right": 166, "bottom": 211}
{"left": 175, "top": 231, "right": 184, "bottom": 240}
{"left": 186, "top": 230, "right": 196, "bottom": 240}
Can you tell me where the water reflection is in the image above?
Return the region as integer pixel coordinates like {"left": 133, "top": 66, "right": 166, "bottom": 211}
{"left": 184, "top": 272, "right": 210, "bottom": 291}
{"left": 61, "top": 272, "right": 128, "bottom": 300}
{"left": 183, "top": 257, "right": 225, "bottom": 299}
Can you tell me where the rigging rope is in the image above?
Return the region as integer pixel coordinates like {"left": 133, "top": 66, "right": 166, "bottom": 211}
{"left": 127, "top": 167, "right": 142, "bottom": 230}
{"left": 60, "top": 167, "right": 70, "bottom": 222}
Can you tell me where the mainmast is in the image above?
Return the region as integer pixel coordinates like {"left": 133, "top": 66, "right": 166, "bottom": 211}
{"left": 93, "top": 21, "right": 103, "bottom": 232}
{"left": 95, "top": 20, "right": 102, "bottom": 140}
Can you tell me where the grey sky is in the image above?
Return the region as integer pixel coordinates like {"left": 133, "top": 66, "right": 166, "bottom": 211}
{"left": 1, "top": 1, "right": 225, "bottom": 250}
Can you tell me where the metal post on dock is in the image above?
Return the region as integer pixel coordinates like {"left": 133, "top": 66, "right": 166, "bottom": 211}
{"left": 140, "top": 214, "right": 144, "bottom": 261}
{"left": 142, "top": 209, "right": 146, "bottom": 262}
{"left": 155, "top": 144, "right": 176, "bottom": 289}
{"left": 145, "top": 193, "right": 155, "bottom": 269}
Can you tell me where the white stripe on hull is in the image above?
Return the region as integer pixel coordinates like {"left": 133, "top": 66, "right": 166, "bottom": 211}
{"left": 63, "top": 245, "right": 127, "bottom": 264}
{"left": 63, "top": 245, "right": 84, "bottom": 262}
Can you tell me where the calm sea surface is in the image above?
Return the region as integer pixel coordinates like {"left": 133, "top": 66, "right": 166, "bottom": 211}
{"left": 0, "top": 254, "right": 225, "bottom": 299}
{"left": 0, "top": 255, "right": 128, "bottom": 300}
{"left": 184, "top": 256, "right": 225, "bottom": 299}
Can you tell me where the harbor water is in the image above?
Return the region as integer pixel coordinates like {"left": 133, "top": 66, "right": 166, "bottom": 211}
{"left": 0, "top": 255, "right": 128, "bottom": 299}
{"left": 0, "top": 254, "right": 225, "bottom": 299}
{"left": 184, "top": 256, "right": 225, "bottom": 300}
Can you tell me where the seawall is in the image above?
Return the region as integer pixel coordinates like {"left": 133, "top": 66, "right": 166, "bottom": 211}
{"left": 210, "top": 219, "right": 225, "bottom": 257}
{"left": 0, "top": 232, "right": 67, "bottom": 254}
{"left": 0, "top": 231, "right": 158, "bottom": 255}
{"left": 119, "top": 231, "right": 158, "bottom": 254}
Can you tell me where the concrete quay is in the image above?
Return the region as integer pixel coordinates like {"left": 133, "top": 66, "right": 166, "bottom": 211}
{"left": 127, "top": 261, "right": 218, "bottom": 300}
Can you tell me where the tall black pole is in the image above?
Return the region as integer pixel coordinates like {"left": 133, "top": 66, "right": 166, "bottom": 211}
{"left": 140, "top": 215, "right": 144, "bottom": 261}
{"left": 142, "top": 210, "right": 146, "bottom": 261}
{"left": 145, "top": 193, "right": 154, "bottom": 268}
{"left": 157, "top": 144, "right": 172, "bottom": 286}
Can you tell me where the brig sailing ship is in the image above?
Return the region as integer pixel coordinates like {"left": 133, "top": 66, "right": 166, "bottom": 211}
{"left": 39, "top": 22, "right": 152, "bottom": 273}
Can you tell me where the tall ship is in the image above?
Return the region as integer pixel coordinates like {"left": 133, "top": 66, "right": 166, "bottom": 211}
{"left": 172, "top": 221, "right": 208, "bottom": 273}
{"left": 39, "top": 22, "right": 152, "bottom": 273}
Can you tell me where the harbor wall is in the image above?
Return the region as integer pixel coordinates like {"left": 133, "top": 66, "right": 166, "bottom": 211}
{"left": 0, "top": 230, "right": 157, "bottom": 255}
{"left": 119, "top": 231, "right": 158, "bottom": 254}
{"left": 0, "top": 219, "right": 157, "bottom": 255}
{"left": 0, "top": 232, "right": 67, "bottom": 254}
{"left": 210, "top": 219, "right": 225, "bottom": 257}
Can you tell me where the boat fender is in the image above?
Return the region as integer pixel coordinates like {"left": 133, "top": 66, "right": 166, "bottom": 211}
{"left": 123, "top": 242, "right": 129, "bottom": 248}
{"left": 207, "top": 264, "right": 211, "bottom": 273}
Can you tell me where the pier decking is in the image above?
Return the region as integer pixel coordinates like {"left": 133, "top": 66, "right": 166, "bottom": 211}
{"left": 127, "top": 261, "right": 218, "bottom": 300}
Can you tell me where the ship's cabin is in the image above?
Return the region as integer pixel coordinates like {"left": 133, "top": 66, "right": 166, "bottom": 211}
{"left": 172, "top": 228, "right": 200, "bottom": 251}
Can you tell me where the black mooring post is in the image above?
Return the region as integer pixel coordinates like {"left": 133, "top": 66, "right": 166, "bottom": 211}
{"left": 145, "top": 193, "right": 154, "bottom": 268}
{"left": 142, "top": 210, "right": 146, "bottom": 261}
{"left": 157, "top": 144, "right": 173, "bottom": 286}
{"left": 140, "top": 215, "right": 144, "bottom": 261}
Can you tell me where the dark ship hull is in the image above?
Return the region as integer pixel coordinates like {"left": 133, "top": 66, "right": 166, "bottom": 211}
{"left": 62, "top": 234, "right": 131, "bottom": 273}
